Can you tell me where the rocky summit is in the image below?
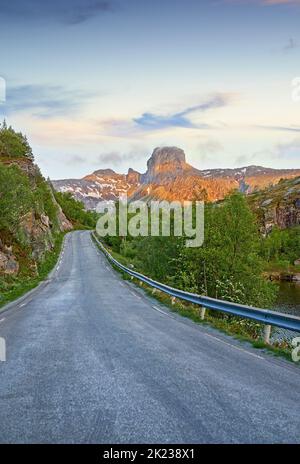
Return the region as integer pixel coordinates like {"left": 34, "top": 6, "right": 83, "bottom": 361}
{"left": 52, "top": 146, "right": 300, "bottom": 210}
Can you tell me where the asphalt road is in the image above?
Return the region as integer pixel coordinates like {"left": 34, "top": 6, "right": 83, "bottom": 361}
{"left": 0, "top": 230, "right": 299, "bottom": 444}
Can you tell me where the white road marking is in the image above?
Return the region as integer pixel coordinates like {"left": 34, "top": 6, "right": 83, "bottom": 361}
{"left": 151, "top": 307, "right": 264, "bottom": 361}
{"left": 130, "top": 290, "right": 141, "bottom": 300}
{"left": 0, "top": 318, "right": 5, "bottom": 324}
{"left": 19, "top": 303, "right": 26, "bottom": 308}
{"left": 152, "top": 305, "right": 175, "bottom": 318}
{"left": 203, "top": 332, "right": 265, "bottom": 360}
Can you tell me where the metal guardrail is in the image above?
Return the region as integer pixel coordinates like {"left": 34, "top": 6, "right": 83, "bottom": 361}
{"left": 92, "top": 233, "right": 300, "bottom": 338}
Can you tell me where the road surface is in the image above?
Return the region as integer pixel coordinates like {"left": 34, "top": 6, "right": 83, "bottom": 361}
{"left": 0, "top": 231, "right": 299, "bottom": 444}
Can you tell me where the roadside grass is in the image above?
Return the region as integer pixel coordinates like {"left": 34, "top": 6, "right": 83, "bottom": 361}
{"left": 92, "top": 234, "right": 296, "bottom": 364}
{"left": 0, "top": 232, "right": 65, "bottom": 311}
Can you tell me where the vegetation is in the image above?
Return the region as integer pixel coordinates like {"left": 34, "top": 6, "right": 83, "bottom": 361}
{"left": 260, "top": 226, "right": 300, "bottom": 271}
{"left": 0, "top": 233, "right": 64, "bottom": 309}
{"left": 0, "top": 164, "right": 33, "bottom": 232}
{"left": 247, "top": 174, "right": 300, "bottom": 273}
{"left": 0, "top": 120, "right": 34, "bottom": 160}
{"left": 174, "top": 194, "right": 276, "bottom": 308}
{"left": 54, "top": 191, "right": 98, "bottom": 229}
{"left": 101, "top": 192, "right": 278, "bottom": 312}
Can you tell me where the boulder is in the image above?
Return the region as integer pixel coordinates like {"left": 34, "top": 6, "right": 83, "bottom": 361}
{"left": 0, "top": 250, "right": 19, "bottom": 275}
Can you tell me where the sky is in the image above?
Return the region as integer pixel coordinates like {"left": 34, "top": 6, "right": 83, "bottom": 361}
{"left": 0, "top": 0, "right": 300, "bottom": 179}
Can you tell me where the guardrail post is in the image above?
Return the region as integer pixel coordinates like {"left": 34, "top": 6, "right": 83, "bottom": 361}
{"left": 0, "top": 337, "right": 6, "bottom": 362}
{"left": 263, "top": 324, "right": 272, "bottom": 344}
{"left": 199, "top": 306, "right": 206, "bottom": 320}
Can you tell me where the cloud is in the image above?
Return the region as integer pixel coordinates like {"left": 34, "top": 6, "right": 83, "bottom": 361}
{"left": 64, "top": 155, "right": 86, "bottom": 165}
{"left": 2, "top": 84, "right": 93, "bottom": 118}
{"left": 237, "top": 138, "right": 300, "bottom": 167}
{"left": 255, "top": 124, "right": 300, "bottom": 132}
{"left": 196, "top": 139, "right": 223, "bottom": 162}
{"left": 133, "top": 94, "right": 230, "bottom": 131}
{"left": 0, "top": 0, "right": 114, "bottom": 25}
{"left": 276, "top": 138, "right": 300, "bottom": 159}
{"left": 63, "top": 148, "right": 145, "bottom": 168}
{"left": 95, "top": 149, "right": 143, "bottom": 167}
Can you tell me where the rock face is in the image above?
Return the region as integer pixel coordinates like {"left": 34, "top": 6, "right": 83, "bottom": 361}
{"left": 19, "top": 211, "right": 56, "bottom": 260}
{"left": 0, "top": 155, "right": 73, "bottom": 275}
{"left": 126, "top": 168, "right": 141, "bottom": 185}
{"left": 57, "top": 205, "right": 73, "bottom": 232}
{"left": 0, "top": 240, "right": 19, "bottom": 275}
{"left": 141, "top": 147, "right": 199, "bottom": 184}
{"left": 248, "top": 176, "right": 300, "bottom": 234}
{"left": 52, "top": 146, "right": 300, "bottom": 210}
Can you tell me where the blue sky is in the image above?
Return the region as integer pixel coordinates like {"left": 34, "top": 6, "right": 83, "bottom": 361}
{"left": 0, "top": 0, "right": 300, "bottom": 178}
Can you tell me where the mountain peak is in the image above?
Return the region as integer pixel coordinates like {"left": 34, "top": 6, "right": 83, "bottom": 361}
{"left": 149, "top": 146, "right": 186, "bottom": 165}
{"left": 126, "top": 168, "right": 141, "bottom": 184}
{"left": 90, "top": 168, "right": 117, "bottom": 177}
{"left": 143, "top": 146, "right": 190, "bottom": 183}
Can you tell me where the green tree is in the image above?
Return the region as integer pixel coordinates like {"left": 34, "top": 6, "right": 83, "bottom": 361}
{"left": 176, "top": 193, "right": 277, "bottom": 308}
{"left": 0, "top": 164, "right": 33, "bottom": 232}
{"left": 0, "top": 121, "right": 34, "bottom": 160}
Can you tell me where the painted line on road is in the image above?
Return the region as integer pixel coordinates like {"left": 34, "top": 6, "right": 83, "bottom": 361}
{"left": 151, "top": 307, "right": 265, "bottom": 361}
{"left": 130, "top": 290, "right": 142, "bottom": 300}
{"left": 203, "top": 332, "right": 265, "bottom": 360}
{"left": 19, "top": 303, "right": 26, "bottom": 308}
{"left": 0, "top": 318, "right": 5, "bottom": 324}
{"left": 152, "top": 305, "right": 176, "bottom": 319}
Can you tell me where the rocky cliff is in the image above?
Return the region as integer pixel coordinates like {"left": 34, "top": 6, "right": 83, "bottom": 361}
{"left": 247, "top": 176, "right": 300, "bottom": 234}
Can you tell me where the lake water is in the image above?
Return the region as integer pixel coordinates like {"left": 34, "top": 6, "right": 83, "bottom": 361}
{"left": 275, "top": 281, "right": 300, "bottom": 316}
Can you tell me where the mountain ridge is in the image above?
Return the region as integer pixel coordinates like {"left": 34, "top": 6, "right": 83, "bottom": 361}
{"left": 52, "top": 147, "right": 300, "bottom": 209}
